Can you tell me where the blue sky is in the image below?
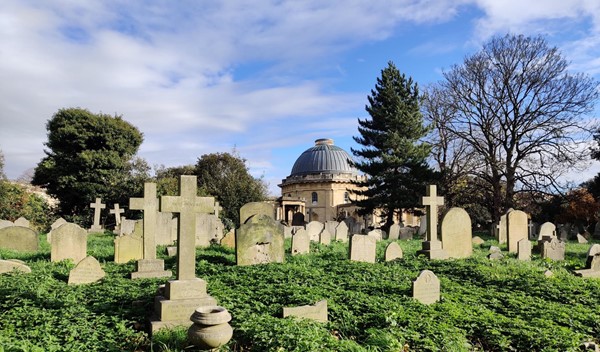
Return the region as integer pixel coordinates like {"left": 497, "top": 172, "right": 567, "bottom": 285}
{"left": 1, "top": 1, "right": 599, "bottom": 195}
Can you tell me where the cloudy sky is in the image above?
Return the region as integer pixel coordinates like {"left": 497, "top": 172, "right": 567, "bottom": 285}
{"left": 1, "top": 0, "right": 599, "bottom": 195}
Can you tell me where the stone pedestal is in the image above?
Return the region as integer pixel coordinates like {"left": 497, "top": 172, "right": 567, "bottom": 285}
{"left": 131, "top": 259, "right": 172, "bottom": 279}
{"left": 417, "top": 240, "right": 448, "bottom": 260}
{"left": 150, "top": 278, "right": 216, "bottom": 332}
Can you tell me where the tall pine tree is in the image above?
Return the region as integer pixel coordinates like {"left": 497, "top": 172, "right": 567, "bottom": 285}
{"left": 351, "top": 61, "right": 436, "bottom": 228}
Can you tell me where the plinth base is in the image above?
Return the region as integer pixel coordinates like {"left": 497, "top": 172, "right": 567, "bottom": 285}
{"left": 574, "top": 269, "right": 600, "bottom": 278}
{"left": 131, "top": 259, "right": 172, "bottom": 279}
{"left": 417, "top": 241, "right": 448, "bottom": 260}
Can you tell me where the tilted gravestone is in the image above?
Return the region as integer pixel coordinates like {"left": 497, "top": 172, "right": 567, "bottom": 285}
{"left": 412, "top": 270, "right": 440, "bottom": 305}
{"left": 541, "top": 237, "right": 565, "bottom": 261}
{"left": 0, "top": 226, "right": 38, "bottom": 251}
{"left": 507, "top": 210, "right": 528, "bottom": 253}
{"left": 14, "top": 217, "right": 30, "bottom": 228}
{"left": 349, "top": 235, "right": 376, "bottom": 263}
{"left": 236, "top": 214, "right": 285, "bottom": 266}
{"left": 291, "top": 228, "right": 310, "bottom": 256}
{"left": 577, "top": 234, "right": 588, "bottom": 244}
{"left": 319, "top": 228, "right": 332, "bottom": 245}
{"left": 283, "top": 300, "right": 328, "bottom": 323}
{"left": 0, "top": 259, "right": 31, "bottom": 274}
{"left": 334, "top": 221, "right": 349, "bottom": 242}
{"left": 388, "top": 223, "right": 400, "bottom": 240}
{"left": 51, "top": 223, "right": 87, "bottom": 263}
{"left": 239, "top": 202, "right": 274, "bottom": 225}
{"left": 68, "top": 256, "right": 106, "bottom": 285}
{"left": 89, "top": 198, "right": 106, "bottom": 232}
{"left": 517, "top": 238, "right": 532, "bottom": 261}
{"left": 537, "top": 222, "right": 556, "bottom": 240}
{"left": 385, "top": 242, "right": 403, "bottom": 261}
{"left": 574, "top": 244, "right": 600, "bottom": 278}
{"left": 440, "top": 207, "right": 472, "bottom": 259}
{"left": 306, "top": 221, "right": 324, "bottom": 242}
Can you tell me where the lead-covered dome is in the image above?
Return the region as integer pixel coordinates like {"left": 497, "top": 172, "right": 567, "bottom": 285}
{"left": 290, "top": 139, "right": 359, "bottom": 176}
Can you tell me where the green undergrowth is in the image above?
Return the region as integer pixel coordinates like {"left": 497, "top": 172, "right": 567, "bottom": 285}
{"left": 0, "top": 232, "right": 599, "bottom": 351}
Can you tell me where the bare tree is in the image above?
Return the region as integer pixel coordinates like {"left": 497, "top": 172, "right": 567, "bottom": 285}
{"left": 427, "top": 34, "right": 599, "bottom": 221}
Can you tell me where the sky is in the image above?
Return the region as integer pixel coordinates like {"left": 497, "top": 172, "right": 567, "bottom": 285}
{"left": 1, "top": 0, "right": 599, "bottom": 196}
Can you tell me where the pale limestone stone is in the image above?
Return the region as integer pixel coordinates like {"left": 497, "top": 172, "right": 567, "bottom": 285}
{"left": 319, "top": 228, "right": 331, "bottom": 245}
{"left": 109, "top": 203, "right": 125, "bottom": 226}
{"left": 324, "top": 221, "right": 338, "bottom": 238}
{"left": 0, "top": 259, "right": 31, "bottom": 274}
{"left": 306, "top": 221, "right": 324, "bottom": 242}
{"left": 89, "top": 198, "right": 105, "bottom": 232}
{"left": 574, "top": 244, "right": 600, "bottom": 278}
{"left": 488, "top": 251, "right": 504, "bottom": 260}
{"left": 517, "top": 239, "right": 532, "bottom": 261}
{"left": 472, "top": 236, "right": 485, "bottom": 245}
{"left": 544, "top": 270, "right": 554, "bottom": 278}
{"left": 236, "top": 214, "right": 284, "bottom": 266}
{"left": 507, "top": 210, "right": 528, "bottom": 253}
{"left": 68, "top": 256, "right": 105, "bottom": 285}
{"left": 131, "top": 259, "right": 171, "bottom": 279}
{"left": 537, "top": 222, "right": 556, "bottom": 240}
{"left": 349, "top": 235, "right": 376, "bottom": 263}
{"left": 367, "top": 229, "right": 383, "bottom": 241}
{"left": 418, "top": 215, "right": 427, "bottom": 236}
{"left": 283, "top": 300, "right": 327, "bottom": 323}
{"left": 156, "top": 212, "right": 177, "bottom": 246}
{"left": 114, "top": 232, "right": 143, "bottom": 264}
{"left": 577, "top": 234, "right": 589, "bottom": 244}
{"left": 489, "top": 246, "right": 501, "bottom": 253}
{"left": 51, "top": 223, "right": 87, "bottom": 263}
{"left": 220, "top": 230, "right": 235, "bottom": 249}
{"left": 0, "top": 220, "right": 13, "bottom": 229}
{"left": 541, "top": 238, "right": 565, "bottom": 261}
{"left": 440, "top": 207, "right": 472, "bottom": 259}
{"left": 418, "top": 185, "right": 448, "bottom": 260}
{"left": 388, "top": 224, "right": 400, "bottom": 240}
{"left": 0, "top": 226, "right": 38, "bottom": 251}
{"left": 284, "top": 226, "right": 293, "bottom": 239}
{"left": 334, "top": 221, "right": 349, "bottom": 242}
{"left": 47, "top": 217, "right": 68, "bottom": 243}
{"left": 412, "top": 270, "right": 440, "bottom": 305}
{"left": 291, "top": 228, "right": 310, "bottom": 255}
{"left": 117, "top": 218, "right": 137, "bottom": 236}
{"left": 385, "top": 242, "right": 403, "bottom": 261}
{"left": 165, "top": 246, "right": 177, "bottom": 257}
{"left": 195, "top": 213, "right": 223, "bottom": 247}
{"left": 498, "top": 213, "right": 508, "bottom": 244}
{"left": 14, "top": 217, "right": 30, "bottom": 228}
{"left": 240, "top": 202, "right": 274, "bottom": 224}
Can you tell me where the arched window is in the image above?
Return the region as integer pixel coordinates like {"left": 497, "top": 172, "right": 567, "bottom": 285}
{"left": 311, "top": 192, "right": 318, "bottom": 204}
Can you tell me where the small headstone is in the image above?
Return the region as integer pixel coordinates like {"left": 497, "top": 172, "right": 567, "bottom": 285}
{"left": 544, "top": 270, "right": 554, "bottom": 278}
{"left": 283, "top": 300, "right": 327, "bottom": 323}
{"left": 236, "top": 214, "right": 285, "bottom": 266}
{"left": 319, "top": 229, "right": 331, "bottom": 245}
{"left": 306, "top": 221, "right": 324, "bottom": 242}
{"left": 385, "top": 242, "right": 403, "bottom": 261}
{"left": 388, "top": 224, "right": 400, "bottom": 240}
{"left": 399, "top": 227, "right": 415, "bottom": 240}
{"left": 156, "top": 212, "right": 177, "bottom": 246}
{"left": 89, "top": 197, "right": 106, "bottom": 232}
{"left": 440, "top": 207, "right": 472, "bottom": 258}
{"left": 0, "top": 259, "right": 31, "bottom": 274}
{"left": 574, "top": 244, "right": 600, "bottom": 278}
{"left": 165, "top": 246, "right": 177, "bottom": 257}
{"left": 0, "top": 220, "right": 13, "bottom": 229}
{"left": 47, "top": 217, "right": 68, "bottom": 243}
{"left": 537, "top": 222, "right": 556, "bottom": 240}
{"left": 195, "top": 213, "right": 223, "bottom": 247}
{"left": 283, "top": 226, "right": 293, "bottom": 239}
{"left": 0, "top": 226, "right": 38, "bottom": 251}
{"left": 472, "top": 236, "right": 485, "bottom": 245}
{"left": 68, "top": 256, "right": 106, "bottom": 285}
{"left": 109, "top": 204, "right": 125, "bottom": 226}
{"left": 489, "top": 246, "right": 501, "bottom": 253}
{"left": 51, "top": 223, "right": 87, "bottom": 263}
{"left": 334, "top": 221, "right": 349, "bottom": 242}
{"left": 498, "top": 213, "right": 508, "bottom": 244}
{"left": 577, "top": 234, "right": 589, "bottom": 244}
{"left": 412, "top": 270, "right": 440, "bottom": 305}
{"left": 324, "top": 221, "right": 338, "bottom": 237}
{"left": 488, "top": 251, "right": 504, "bottom": 260}
{"left": 507, "top": 210, "right": 528, "bottom": 253}
{"left": 240, "top": 202, "right": 274, "bottom": 224}
{"left": 541, "top": 238, "right": 565, "bottom": 261}
{"left": 291, "top": 228, "right": 310, "bottom": 255}
{"left": 114, "top": 231, "right": 143, "bottom": 264}
{"left": 349, "top": 235, "right": 376, "bottom": 263}
{"left": 367, "top": 229, "right": 383, "bottom": 241}
{"left": 14, "top": 217, "right": 30, "bottom": 228}
{"left": 118, "top": 218, "right": 137, "bottom": 236}
{"left": 220, "top": 230, "right": 235, "bottom": 249}
{"left": 517, "top": 239, "right": 532, "bottom": 261}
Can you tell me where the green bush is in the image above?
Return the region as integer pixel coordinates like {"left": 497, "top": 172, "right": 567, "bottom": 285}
{"left": 0, "top": 181, "right": 55, "bottom": 232}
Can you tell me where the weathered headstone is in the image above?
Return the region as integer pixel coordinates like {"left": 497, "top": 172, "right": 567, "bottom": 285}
{"left": 385, "top": 242, "right": 403, "bottom": 261}
{"left": 306, "top": 221, "right": 324, "bottom": 242}
{"left": 418, "top": 215, "right": 427, "bottom": 236}
{"left": 291, "top": 228, "right": 310, "bottom": 256}
{"left": 334, "top": 221, "right": 349, "bottom": 242}
{"left": 117, "top": 218, "right": 137, "bottom": 236}
{"left": 324, "top": 221, "right": 338, "bottom": 237}
{"left": 68, "top": 256, "right": 106, "bottom": 285}
{"left": 51, "top": 223, "right": 87, "bottom": 263}
{"left": 114, "top": 230, "right": 143, "bottom": 264}
{"left": 489, "top": 246, "right": 501, "bottom": 253}
{"left": 47, "top": 217, "right": 68, "bottom": 243}
{"left": 319, "top": 228, "right": 331, "bottom": 245}
{"left": 0, "top": 259, "right": 31, "bottom": 274}
{"left": 367, "top": 229, "right": 383, "bottom": 241}
{"left": 14, "top": 217, "right": 30, "bottom": 228}
{"left": 412, "top": 270, "right": 440, "bottom": 305}
{"left": 156, "top": 212, "right": 177, "bottom": 245}
{"left": 537, "top": 222, "right": 556, "bottom": 240}
{"left": 195, "top": 213, "right": 223, "bottom": 247}
{"left": 498, "top": 213, "right": 508, "bottom": 244}
{"left": 166, "top": 246, "right": 177, "bottom": 257}
{"left": 388, "top": 223, "right": 400, "bottom": 240}
{"left": 89, "top": 198, "right": 106, "bottom": 232}
{"left": 0, "top": 226, "right": 38, "bottom": 251}
{"left": 574, "top": 244, "right": 600, "bottom": 278}
{"left": 151, "top": 175, "right": 217, "bottom": 332}
{"left": 417, "top": 185, "right": 448, "bottom": 259}
{"left": 577, "top": 234, "right": 589, "bottom": 244}
{"left": 517, "top": 238, "right": 532, "bottom": 261}
{"left": 110, "top": 204, "right": 125, "bottom": 227}
{"left": 130, "top": 182, "right": 172, "bottom": 279}
{"left": 240, "top": 202, "right": 274, "bottom": 224}
{"left": 0, "top": 220, "right": 13, "bottom": 229}
{"left": 349, "top": 235, "right": 376, "bottom": 263}
{"left": 236, "top": 214, "right": 285, "bottom": 266}
{"left": 541, "top": 238, "right": 565, "bottom": 261}
{"left": 507, "top": 210, "right": 528, "bottom": 253}
{"left": 472, "top": 236, "right": 485, "bottom": 245}
{"left": 291, "top": 212, "right": 305, "bottom": 226}
{"left": 488, "top": 251, "right": 504, "bottom": 260}
{"left": 544, "top": 270, "right": 554, "bottom": 278}
{"left": 220, "top": 230, "right": 235, "bottom": 249}
{"left": 399, "top": 227, "right": 415, "bottom": 240}
{"left": 284, "top": 226, "right": 293, "bottom": 239}
{"left": 440, "top": 207, "right": 472, "bottom": 259}
{"left": 283, "top": 300, "right": 328, "bottom": 323}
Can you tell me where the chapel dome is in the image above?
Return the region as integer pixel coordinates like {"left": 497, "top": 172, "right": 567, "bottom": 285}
{"left": 289, "top": 139, "right": 359, "bottom": 176}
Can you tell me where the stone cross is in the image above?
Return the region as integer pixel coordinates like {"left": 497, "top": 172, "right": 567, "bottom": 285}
{"left": 110, "top": 204, "right": 125, "bottom": 226}
{"left": 214, "top": 201, "right": 222, "bottom": 218}
{"left": 161, "top": 176, "right": 215, "bottom": 280}
{"left": 130, "top": 183, "right": 159, "bottom": 260}
{"left": 90, "top": 197, "right": 106, "bottom": 231}
{"left": 421, "top": 185, "right": 444, "bottom": 242}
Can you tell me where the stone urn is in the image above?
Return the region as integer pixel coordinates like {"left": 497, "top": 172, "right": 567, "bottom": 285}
{"left": 187, "top": 306, "right": 233, "bottom": 350}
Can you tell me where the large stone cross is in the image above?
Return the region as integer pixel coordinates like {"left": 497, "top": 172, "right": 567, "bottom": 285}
{"left": 161, "top": 176, "right": 215, "bottom": 280}
{"left": 110, "top": 204, "right": 125, "bottom": 226}
{"left": 90, "top": 198, "right": 106, "bottom": 230}
{"left": 130, "top": 183, "right": 159, "bottom": 260}
{"left": 421, "top": 185, "right": 444, "bottom": 242}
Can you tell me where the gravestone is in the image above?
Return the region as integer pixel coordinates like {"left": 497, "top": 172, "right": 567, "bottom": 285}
{"left": 151, "top": 176, "right": 217, "bottom": 332}
{"left": 14, "top": 217, "right": 30, "bottom": 228}
{"left": 498, "top": 213, "right": 508, "bottom": 244}
{"left": 488, "top": 251, "right": 504, "bottom": 260}
{"left": 284, "top": 226, "right": 293, "bottom": 239}
{"left": 47, "top": 217, "right": 68, "bottom": 243}
{"left": 0, "top": 259, "right": 31, "bottom": 274}
{"left": 574, "top": 244, "right": 600, "bottom": 278}
{"left": 68, "top": 256, "right": 106, "bottom": 285}
{"left": 109, "top": 204, "right": 125, "bottom": 227}
{"left": 418, "top": 215, "right": 427, "bottom": 236}
{"left": 541, "top": 238, "right": 565, "bottom": 261}
{"left": 220, "top": 230, "right": 235, "bottom": 249}
{"left": 319, "top": 228, "right": 331, "bottom": 245}
{"left": 349, "top": 235, "right": 376, "bottom": 263}
{"left": 195, "top": 213, "right": 223, "bottom": 247}
{"left": 117, "top": 218, "right": 137, "bottom": 236}
{"left": 507, "top": 210, "right": 528, "bottom": 253}
{"left": 283, "top": 300, "right": 328, "bottom": 323}
{"left": 0, "top": 220, "right": 13, "bottom": 229}
{"left": 240, "top": 202, "right": 274, "bottom": 224}
{"left": 130, "top": 182, "right": 172, "bottom": 279}
{"left": 517, "top": 239, "right": 532, "bottom": 261}
{"left": 472, "top": 236, "right": 485, "bottom": 245}
{"left": 291, "top": 212, "right": 305, "bottom": 226}
{"left": 388, "top": 223, "right": 400, "bottom": 240}
{"left": 324, "top": 221, "right": 338, "bottom": 237}
{"left": 306, "top": 221, "right": 324, "bottom": 242}
{"left": 166, "top": 246, "right": 177, "bottom": 257}
{"left": 291, "top": 228, "right": 310, "bottom": 256}
{"left": 412, "top": 270, "right": 440, "bottom": 305}
{"left": 156, "top": 212, "right": 177, "bottom": 245}
{"left": 51, "top": 223, "right": 87, "bottom": 263}
{"left": 385, "top": 242, "right": 403, "bottom": 261}
{"left": 577, "top": 234, "right": 589, "bottom": 244}
{"left": 89, "top": 198, "right": 106, "bottom": 232}
{"left": 236, "top": 214, "right": 285, "bottom": 266}
{"left": 417, "top": 185, "right": 448, "bottom": 259}
{"left": 114, "top": 228, "right": 143, "bottom": 264}
{"left": 0, "top": 226, "right": 38, "bottom": 251}
{"left": 537, "top": 222, "right": 556, "bottom": 240}
{"left": 399, "top": 227, "right": 415, "bottom": 240}
{"left": 334, "top": 221, "right": 349, "bottom": 242}
{"left": 367, "top": 229, "right": 383, "bottom": 241}
{"left": 440, "top": 207, "right": 472, "bottom": 259}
